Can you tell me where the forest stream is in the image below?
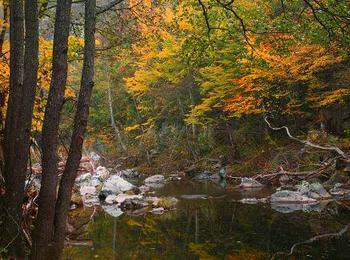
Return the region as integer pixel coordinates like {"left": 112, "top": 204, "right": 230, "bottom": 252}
{"left": 63, "top": 179, "right": 350, "bottom": 259}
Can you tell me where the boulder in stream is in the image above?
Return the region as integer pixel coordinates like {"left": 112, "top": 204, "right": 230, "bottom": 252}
{"left": 144, "top": 174, "right": 165, "bottom": 184}
{"left": 296, "top": 181, "right": 331, "bottom": 200}
{"left": 239, "top": 178, "right": 263, "bottom": 188}
{"left": 117, "top": 168, "right": 141, "bottom": 179}
{"left": 270, "top": 190, "right": 318, "bottom": 203}
{"left": 100, "top": 175, "right": 135, "bottom": 195}
{"left": 95, "top": 166, "right": 110, "bottom": 180}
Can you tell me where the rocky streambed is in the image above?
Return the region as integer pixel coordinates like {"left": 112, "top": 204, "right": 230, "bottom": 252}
{"left": 70, "top": 161, "right": 350, "bottom": 217}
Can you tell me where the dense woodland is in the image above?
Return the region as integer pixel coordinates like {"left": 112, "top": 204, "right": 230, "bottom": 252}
{"left": 0, "top": 0, "right": 350, "bottom": 259}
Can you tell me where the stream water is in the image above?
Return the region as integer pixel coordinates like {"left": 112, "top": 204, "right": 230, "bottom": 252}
{"left": 64, "top": 180, "right": 350, "bottom": 259}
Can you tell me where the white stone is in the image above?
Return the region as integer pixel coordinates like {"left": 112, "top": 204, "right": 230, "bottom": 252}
{"left": 101, "top": 175, "right": 134, "bottom": 195}
{"left": 239, "top": 177, "right": 263, "bottom": 188}
{"left": 80, "top": 186, "right": 97, "bottom": 196}
{"left": 144, "top": 174, "right": 165, "bottom": 184}
{"left": 95, "top": 166, "right": 110, "bottom": 180}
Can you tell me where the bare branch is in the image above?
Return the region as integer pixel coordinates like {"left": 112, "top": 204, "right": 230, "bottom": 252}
{"left": 264, "top": 116, "right": 347, "bottom": 158}
{"left": 97, "top": 0, "right": 124, "bottom": 15}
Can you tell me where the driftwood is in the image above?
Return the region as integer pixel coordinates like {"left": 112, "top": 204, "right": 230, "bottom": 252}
{"left": 272, "top": 224, "right": 349, "bottom": 259}
{"left": 264, "top": 116, "right": 347, "bottom": 158}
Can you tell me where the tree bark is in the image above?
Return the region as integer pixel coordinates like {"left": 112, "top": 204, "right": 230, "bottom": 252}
{"left": 52, "top": 0, "right": 96, "bottom": 258}
{"left": 0, "top": 0, "right": 9, "bottom": 56}
{"left": 1, "top": 0, "right": 24, "bottom": 256}
{"left": 31, "top": 0, "right": 72, "bottom": 258}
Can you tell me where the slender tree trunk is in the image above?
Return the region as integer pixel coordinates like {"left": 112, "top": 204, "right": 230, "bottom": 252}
{"left": 52, "top": 0, "right": 96, "bottom": 258}
{"left": 107, "top": 68, "right": 127, "bottom": 152}
{"left": 4, "top": 0, "right": 39, "bottom": 256}
{"left": 31, "top": 0, "right": 72, "bottom": 258}
{"left": 1, "top": 0, "right": 24, "bottom": 256}
{"left": 4, "top": 0, "right": 24, "bottom": 184}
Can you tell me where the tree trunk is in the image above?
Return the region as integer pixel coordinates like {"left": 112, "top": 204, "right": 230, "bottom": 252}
{"left": 31, "top": 0, "right": 72, "bottom": 258}
{"left": 52, "top": 0, "right": 96, "bottom": 258}
{"left": 1, "top": 0, "right": 24, "bottom": 256}
{"left": 107, "top": 68, "right": 127, "bottom": 152}
{"left": 0, "top": 0, "right": 9, "bottom": 56}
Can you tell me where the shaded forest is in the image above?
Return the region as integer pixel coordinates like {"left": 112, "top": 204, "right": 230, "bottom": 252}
{"left": 0, "top": 0, "right": 350, "bottom": 259}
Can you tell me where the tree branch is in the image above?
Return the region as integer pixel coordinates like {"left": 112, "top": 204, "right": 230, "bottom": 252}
{"left": 264, "top": 116, "right": 347, "bottom": 158}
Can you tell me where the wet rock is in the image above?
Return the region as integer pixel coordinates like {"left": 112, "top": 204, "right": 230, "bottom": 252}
{"left": 101, "top": 175, "right": 134, "bottom": 195}
{"left": 329, "top": 183, "right": 350, "bottom": 199}
{"left": 101, "top": 205, "right": 124, "bottom": 218}
{"left": 297, "top": 181, "right": 331, "bottom": 200}
{"left": 120, "top": 198, "right": 150, "bottom": 210}
{"left": 270, "top": 190, "right": 318, "bottom": 203}
{"left": 144, "top": 174, "right": 165, "bottom": 184}
{"left": 323, "top": 171, "right": 349, "bottom": 189}
{"left": 239, "top": 178, "right": 263, "bottom": 188}
{"left": 271, "top": 200, "right": 329, "bottom": 214}
{"left": 158, "top": 197, "right": 178, "bottom": 209}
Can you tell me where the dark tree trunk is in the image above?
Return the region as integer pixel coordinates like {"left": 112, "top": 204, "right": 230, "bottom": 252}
{"left": 52, "top": 0, "right": 96, "bottom": 257}
{"left": 0, "top": 0, "right": 9, "bottom": 56}
{"left": 4, "top": 0, "right": 24, "bottom": 183}
{"left": 1, "top": 0, "right": 24, "bottom": 256}
{"left": 31, "top": 0, "right": 72, "bottom": 258}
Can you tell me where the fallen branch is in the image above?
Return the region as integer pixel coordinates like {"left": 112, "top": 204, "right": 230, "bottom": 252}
{"left": 264, "top": 116, "right": 347, "bottom": 158}
{"left": 288, "top": 224, "right": 349, "bottom": 256}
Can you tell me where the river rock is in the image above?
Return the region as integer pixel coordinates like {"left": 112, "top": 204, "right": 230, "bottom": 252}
{"left": 120, "top": 198, "right": 150, "bottom": 210}
{"left": 95, "top": 166, "right": 110, "bottom": 180}
{"left": 105, "top": 194, "right": 118, "bottom": 204}
{"left": 76, "top": 172, "right": 91, "bottom": 185}
{"left": 139, "top": 185, "right": 150, "bottom": 194}
{"left": 145, "top": 174, "right": 165, "bottom": 184}
{"left": 102, "top": 204, "right": 124, "bottom": 218}
{"left": 114, "top": 194, "right": 143, "bottom": 204}
{"left": 151, "top": 207, "right": 165, "bottom": 214}
{"left": 297, "top": 181, "right": 331, "bottom": 199}
{"left": 270, "top": 190, "right": 318, "bottom": 203}
{"left": 101, "top": 175, "right": 134, "bottom": 195}
{"left": 239, "top": 178, "right": 263, "bottom": 188}
{"left": 80, "top": 186, "right": 97, "bottom": 196}
{"left": 329, "top": 183, "right": 350, "bottom": 199}
{"left": 117, "top": 168, "right": 141, "bottom": 179}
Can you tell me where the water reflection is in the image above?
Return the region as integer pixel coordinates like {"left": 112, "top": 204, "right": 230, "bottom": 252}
{"left": 64, "top": 181, "right": 350, "bottom": 259}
